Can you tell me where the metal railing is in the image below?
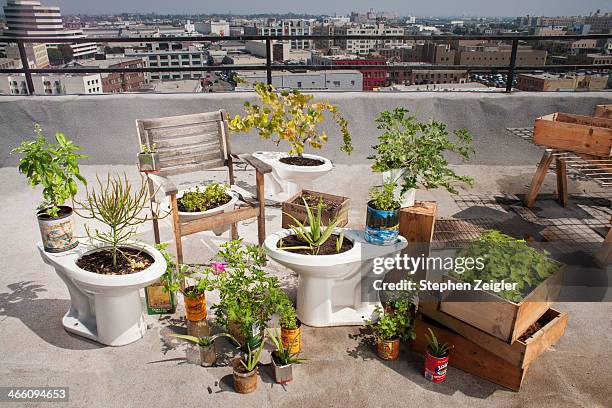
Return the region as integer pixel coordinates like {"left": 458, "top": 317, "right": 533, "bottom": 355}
{"left": 0, "top": 33, "right": 611, "bottom": 95}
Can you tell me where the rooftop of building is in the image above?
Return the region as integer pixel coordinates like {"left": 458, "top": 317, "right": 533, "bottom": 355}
{"left": 0, "top": 91, "right": 610, "bottom": 408}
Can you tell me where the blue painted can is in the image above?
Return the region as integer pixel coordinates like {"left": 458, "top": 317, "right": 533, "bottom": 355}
{"left": 365, "top": 202, "right": 400, "bottom": 245}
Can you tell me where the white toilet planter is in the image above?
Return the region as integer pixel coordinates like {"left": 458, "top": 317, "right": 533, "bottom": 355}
{"left": 264, "top": 228, "right": 407, "bottom": 327}
{"left": 38, "top": 242, "right": 166, "bottom": 346}
{"left": 382, "top": 169, "right": 416, "bottom": 208}
{"left": 164, "top": 187, "right": 239, "bottom": 235}
{"left": 252, "top": 151, "right": 333, "bottom": 202}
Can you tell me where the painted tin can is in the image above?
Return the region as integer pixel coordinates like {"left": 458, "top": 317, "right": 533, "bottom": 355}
{"left": 365, "top": 202, "right": 400, "bottom": 245}
{"left": 424, "top": 352, "right": 449, "bottom": 382}
{"left": 37, "top": 206, "right": 78, "bottom": 253}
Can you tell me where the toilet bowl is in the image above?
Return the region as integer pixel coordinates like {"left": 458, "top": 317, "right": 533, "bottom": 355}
{"left": 264, "top": 229, "right": 407, "bottom": 327}
{"left": 252, "top": 151, "right": 333, "bottom": 202}
{"left": 38, "top": 242, "right": 166, "bottom": 346}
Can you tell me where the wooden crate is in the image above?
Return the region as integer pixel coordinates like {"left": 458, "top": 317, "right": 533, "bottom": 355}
{"left": 410, "top": 314, "right": 528, "bottom": 391}
{"left": 594, "top": 104, "right": 612, "bottom": 119}
{"left": 438, "top": 264, "right": 565, "bottom": 343}
{"left": 399, "top": 201, "right": 437, "bottom": 243}
{"left": 419, "top": 301, "right": 568, "bottom": 368}
{"left": 533, "top": 112, "right": 612, "bottom": 157}
{"left": 281, "top": 189, "right": 350, "bottom": 229}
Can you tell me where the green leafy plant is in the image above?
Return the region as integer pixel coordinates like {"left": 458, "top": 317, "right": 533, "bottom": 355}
{"left": 281, "top": 199, "right": 344, "bottom": 255}
{"left": 277, "top": 294, "right": 298, "bottom": 330}
{"left": 368, "top": 108, "right": 474, "bottom": 195}
{"left": 170, "top": 333, "right": 237, "bottom": 347}
{"left": 212, "top": 240, "right": 286, "bottom": 340}
{"left": 368, "top": 179, "right": 401, "bottom": 211}
{"left": 11, "top": 125, "right": 87, "bottom": 217}
{"left": 140, "top": 143, "right": 157, "bottom": 154}
{"left": 240, "top": 336, "right": 266, "bottom": 372}
{"left": 268, "top": 329, "right": 307, "bottom": 365}
{"left": 426, "top": 328, "right": 452, "bottom": 358}
{"left": 452, "top": 230, "right": 559, "bottom": 302}
{"left": 178, "top": 183, "right": 231, "bottom": 212}
{"left": 166, "top": 263, "right": 214, "bottom": 298}
{"left": 74, "top": 173, "right": 151, "bottom": 269}
{"left": 228, "top": 82, "right": 353, "bottom": 157}
{"left": 366, "top": 300, "right": 416, "bottom": 342}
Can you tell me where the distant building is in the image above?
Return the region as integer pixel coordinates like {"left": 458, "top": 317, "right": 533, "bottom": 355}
{"left": 76, "top": 57, "right": 147, "bottom": 93}
{"left": 245, "top": 40, "right": 290, "bottom": 61}
{"left": 5, "top": 43, "right": 49, "bottom": 68}
{"left": 310, "top": 53, "right": 386, "bottom": 90}
{"left": 246, "top": 20, "right": 312, "bottom": 50}
{"left": 517, "top": 73, "right": 608, "bottom": 91}
{"left": 195, "top": 21, "right": 230, "bottom": 36}
{"left": 455, "top": 46, "right": 547, "bottom": 67}
{"left": 388, "top": 67, "right": 467, "bottom": 86}
{"left": 0, "top": 73, "right": 103, "bottom": 95}
{"left": 334, "top": 23, "right": 405, "bottom": 55}
{"left": 2, "top": 0, "right": 97, "bottom": 60}
{"left": 125, "top": 42, "right": 207, "bottom": 81}
{"left": 0, "top": 58, "right": 21, "bottom": 70}
{"left": 237, "top": 70, "right": 363, "bottom": 91}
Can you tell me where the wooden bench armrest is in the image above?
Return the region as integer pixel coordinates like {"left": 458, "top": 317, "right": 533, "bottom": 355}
{"left": 241, "top": 154, "right": 273, "bottom": 174}
{"left": 145, "top": 173, "right": 178, "bottom": 196}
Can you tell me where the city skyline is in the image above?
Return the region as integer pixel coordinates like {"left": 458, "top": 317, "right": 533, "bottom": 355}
{"left": 13, "top": 0, "right": 612, "bottom": 18}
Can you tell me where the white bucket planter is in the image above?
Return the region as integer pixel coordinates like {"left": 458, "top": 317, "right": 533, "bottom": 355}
{"left": 252, "top": 151, "right": 333, "bottom": 202}
{"left": 382, "top": 169, "right": 416, "bottom": 208}
{"left": 264, "top": 228, "right": 407, "bottom": 327}
{"left": 38, "top": 242, "right": 166, "bottom": 346}
{"left": 165, "top": 187, "right": 239, "bottom": 236}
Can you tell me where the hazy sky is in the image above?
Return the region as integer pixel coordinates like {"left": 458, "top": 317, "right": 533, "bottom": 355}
{"left": 29, "top": 1, "right": 611, "bottom": 17}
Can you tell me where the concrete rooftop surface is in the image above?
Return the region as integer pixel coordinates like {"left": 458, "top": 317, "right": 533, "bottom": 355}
{"left": 0, "top": 92, "right": 611, "bottom": 408}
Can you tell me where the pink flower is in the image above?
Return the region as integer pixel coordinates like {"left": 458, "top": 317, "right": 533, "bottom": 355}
{"left": 211, "top": 262, "right": 227, "bottom": 275}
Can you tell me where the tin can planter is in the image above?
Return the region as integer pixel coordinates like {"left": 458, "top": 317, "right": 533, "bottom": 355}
{"left": 138, "top": 152, "right": 160, "bottom": 173}
{"left": 281, "top": 322, "right": 301, "bottom": 354}
{"left": 183, "top": 292, "right": 206, "bottom": 322}
{"left": 271, "top": 353, "right": 293, "bottom": 384}
{"left": 376, "top": 338, "right": 400, "bottom": 361}
{"left": 199, "top": 344, "right": 216, "bottom": 367}
{"left": 37, "top": 206, "right": 78, "bottom": 253}
{"left": 365, "top": 201, "right": 400, "bottom": 245}
{"left": 424, "top": 351, "right": 449, "bottom": 382}
{"left": 232, "top": 359, "right": 258, "bottom": 394}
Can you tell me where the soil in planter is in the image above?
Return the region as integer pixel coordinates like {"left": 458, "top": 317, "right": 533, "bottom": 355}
{"left": 279, "top": 156, "right": 325, "bottom": 166}
{"left": 37, "top": 206, "right": 72, "bottom": 220}
{"left": 278, "top": 234, "right": 353, "bottom": 255}
{"left": 77, "top": 247, "right": 154, "bottom": 275}
{"left": 293, "top": 191, "right": 341, "bottom": 211}
{"left": 177, "top": 192, "right": 232, "bottom": 212}
{"left": 518, "top": 311, "right": 555, "bottom": 342}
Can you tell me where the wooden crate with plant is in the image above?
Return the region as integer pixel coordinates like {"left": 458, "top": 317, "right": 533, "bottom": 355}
{"left": 282, "top": 190, "right": 350, "bottom": 229}
{"left": 439, "top": 230, "right": 565, "bottom": 343}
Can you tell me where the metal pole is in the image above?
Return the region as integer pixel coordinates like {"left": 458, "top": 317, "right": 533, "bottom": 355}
{"left": 17, "top": 40, "right": 35, "bottom": 95}
{"left": 505, "top": 39, "right": 518, "bottom": 93}
{"left": 265, "top": 38, "right": 272, "bottom": 86}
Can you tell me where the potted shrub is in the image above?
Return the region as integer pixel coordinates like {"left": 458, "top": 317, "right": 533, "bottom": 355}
{"left": 265, "top": 200, "right": 407, "bottom": 327}
{"left": 424, "top": 328, "right": 452, "bottom": 382}
{"left": 269, "top": 329, "right": 307, "bottom": 384}
{"left": 138, "top": 143, "right": 160, "bottom": 173}
{"left": 232, "top": 336, "right": 266, "bottom": 394}
{"left": 11, "top": 125, "right": 87, "bottom": 253}
{"left": 366, "top": 300, "right": 416, "bottom": 361}
{"left": 166, "top": 264, "right": 213, "bottom": 323}
{"left": 365, "top": 179, "right": 401, "bottom": 246}
{"left": 170, "top": 333, "right": 237, "bottom": 367}
{"left": 368, "top": 108, "right": 474, "bottom": 207}
{"left": 228, "top": 83, "right": 353, "bottom": 201}
{"left": 212, "top": 240, "right": 285, "bottom": 346}
{"left": 277, "top": 296, "right": 302, "bottom": 353}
